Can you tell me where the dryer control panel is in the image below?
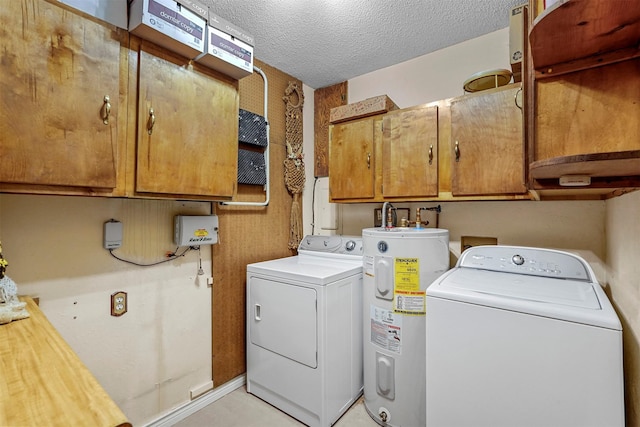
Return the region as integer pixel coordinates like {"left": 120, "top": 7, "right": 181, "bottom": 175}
{"left": 298, "top": 235, "right": 363, "bottom": 256}
{"left": 458, "top": 245, "right": 593, "bottom": 282}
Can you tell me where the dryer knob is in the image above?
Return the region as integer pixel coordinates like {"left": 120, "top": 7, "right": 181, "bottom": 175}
{"left": 345, "top": 240, "right": 356, "bottom": 252}
{"left": 512, "top": 254, "right": 525, "bottom": 265}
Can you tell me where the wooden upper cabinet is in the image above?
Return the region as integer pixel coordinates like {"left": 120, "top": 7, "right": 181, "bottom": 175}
{"left": 451, "top": 84, "right": 527, "bottom": 196}
{"left": 382, "top": 105, "right": 438, "bottom": 198}
{"left": 328, "top": 116, "right": 377, "bottom": 201}
{"left": 529, "top": 0, "right": 640, "bottom": 77}
{"left": 135, "top": 45, "right": 239, "bottom": 199}
{"left": 527, "top": 0, "right": 640, "bottom": 196}
{"left": 534, "top": 60, "right": 640, "bottom": 161}
{"left": 0, "top": 0, "right": 123, "bottom": 191}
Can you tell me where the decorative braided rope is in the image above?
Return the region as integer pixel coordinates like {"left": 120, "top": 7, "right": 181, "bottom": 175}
{"left": 283, "top": 82, "right": 305, "bottom": 249}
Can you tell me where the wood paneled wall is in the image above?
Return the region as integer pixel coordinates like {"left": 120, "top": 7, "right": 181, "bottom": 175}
{"left": 211, "top": 59, "right": 302, "bottom": 386}
{"left": 313, "top": 82, "right": 348, "bottom": 177}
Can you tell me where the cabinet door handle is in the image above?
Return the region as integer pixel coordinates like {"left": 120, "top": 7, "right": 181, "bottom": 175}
{"left": 102, "top": 95, "right": 111, "bottom": 125}
{"left": 367, "top": 152, "right": 371, "bottom": 169}
{"left": 455, "top": 141, "right": 460, "bottom": 162}
{"left": 147, "top": 108, "right": 155, "bottom": 135}
{"left": 515, "top": 87, "right": 523, "bottom": 110}
{"left": 428, "top": 144, "right": 433, "bottom": 165}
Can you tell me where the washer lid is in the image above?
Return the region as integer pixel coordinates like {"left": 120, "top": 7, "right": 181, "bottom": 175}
{"left": 428, "top": 268, "right": 621, "bottom": 330}
{"left": 437, "top": 268, "right": 600, "bottom": 309}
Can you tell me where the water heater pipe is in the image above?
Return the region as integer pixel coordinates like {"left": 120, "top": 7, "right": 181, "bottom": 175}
{"left": 220, "top": 65, "right": 270, "bottom": 207}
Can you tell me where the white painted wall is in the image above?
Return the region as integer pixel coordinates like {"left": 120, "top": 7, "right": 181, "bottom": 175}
{"left": 348, "top": 28, "right": 512, "bottom": 107}
{"left": 606, "top": 191, "right": 640, "bottom": 426}
{"left": 0, "top": 194, "right": 214, "bottom": 426}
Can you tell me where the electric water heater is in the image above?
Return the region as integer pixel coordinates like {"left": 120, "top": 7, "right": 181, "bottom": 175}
{"left": 362, "top": 227, "right": 449, "bottom": 427}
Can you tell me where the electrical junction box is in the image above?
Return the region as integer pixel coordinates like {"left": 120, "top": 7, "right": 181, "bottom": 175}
{"left": 174, "top": 215, "right": 219, "bottom": 246}
{"left": 103, "top": 220, "right": 123, "bottom": 249}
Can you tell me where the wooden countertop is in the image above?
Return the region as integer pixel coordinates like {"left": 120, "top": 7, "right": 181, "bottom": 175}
{"left": 0, "top": 297, "right": 131, "bottom": 427}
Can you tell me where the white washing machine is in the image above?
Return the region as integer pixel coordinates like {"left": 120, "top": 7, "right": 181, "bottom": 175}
{"left": 426, "top": 245, "right": 624, "bottom": 427}
{"left": 246, "top": 235, "right": 364, "bottom": 427}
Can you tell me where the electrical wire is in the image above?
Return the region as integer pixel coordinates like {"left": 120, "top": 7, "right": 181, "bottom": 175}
{"left": 197, "top": 246, "right": 204, "bottom": 275}
{"left": 108, "top": 246, "right": 197, "bottom": 267}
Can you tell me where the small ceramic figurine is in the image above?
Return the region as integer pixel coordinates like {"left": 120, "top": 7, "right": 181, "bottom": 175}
{"left": 0, "top": 242, "right": 29, "bottom": 324}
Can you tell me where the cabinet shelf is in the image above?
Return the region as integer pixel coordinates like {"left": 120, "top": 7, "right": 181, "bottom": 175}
{"left": 529, "top": 0, "right": 640, "bottom": 77}
{"left": 530, "top": 150, "right": 640, "bottom": 179}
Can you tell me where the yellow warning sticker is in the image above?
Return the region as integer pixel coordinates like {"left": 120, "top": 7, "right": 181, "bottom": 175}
{"left": 393, "top": 258, "right": 424, "bottom": 315}
{"left": 394, "top": 258, "right": 419, "bottom": 291}
{"left": 394, "top": 290, "right": 426, "bottom": 315}
{"left": 194, "top": 228, "right": 209, "bottom": 237}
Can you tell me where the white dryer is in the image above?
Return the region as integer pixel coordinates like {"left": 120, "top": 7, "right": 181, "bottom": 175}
{"left": 426, "top": 245, "right": 624, "bottom": 427}
{"left": 246, "top": 235, "right": 364, "bottom": 427}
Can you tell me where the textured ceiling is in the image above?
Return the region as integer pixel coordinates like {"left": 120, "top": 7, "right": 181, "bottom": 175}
{"left": 200, "top": 0, "right": 524, "bottom": 89}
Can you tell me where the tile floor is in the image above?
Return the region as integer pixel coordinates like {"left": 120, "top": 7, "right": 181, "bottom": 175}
{"left": 174, "top": 386, "right": 379, "bottom": 427}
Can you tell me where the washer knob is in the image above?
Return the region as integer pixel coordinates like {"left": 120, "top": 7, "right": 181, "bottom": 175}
{"left": 512, "top": 254, "right": 525, "bottom": 265}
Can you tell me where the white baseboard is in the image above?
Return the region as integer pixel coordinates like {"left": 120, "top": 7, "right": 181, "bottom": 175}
{"left": 144, "top": 375, "right": 246, "bottom": 427}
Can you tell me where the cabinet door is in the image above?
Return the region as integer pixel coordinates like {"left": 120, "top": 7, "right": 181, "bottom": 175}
{"left": 136, "top": 47, "right": 239, "bottom": 198}
{"left": 451, "top": 86, "right": 527, "bottom": 196}
{"left": 329, "top": 117, "right": 376, "bottom": 200}
{"left": 0, "top": 0, "right": 121, "bottom": 189}
{"left": 535, "top": 59, "right": 640, "bottom": 160}
{"left": 383, "top": 106, "right": 438, "bottom": 198}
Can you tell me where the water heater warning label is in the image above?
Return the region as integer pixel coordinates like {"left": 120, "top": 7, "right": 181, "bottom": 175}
{"left": 370, "top": 305, "right": 402, "bottom": 354}
{"left": 394, "top": 290, "right": 426, "bottom": 315}
{"left": 393, "top": 257, "right": 426, "bottom": 315}
{"left": 394, "top": 258, "right": 419, "bottom": 291}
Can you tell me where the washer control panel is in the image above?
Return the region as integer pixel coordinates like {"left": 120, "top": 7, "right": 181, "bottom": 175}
{"left": 458, "top": 246, "right": 592, "bottom": 281}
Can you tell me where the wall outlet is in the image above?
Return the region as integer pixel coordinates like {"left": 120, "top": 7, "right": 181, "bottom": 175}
{"left": 111, "top": 291, "right": 127, "bottom": 316}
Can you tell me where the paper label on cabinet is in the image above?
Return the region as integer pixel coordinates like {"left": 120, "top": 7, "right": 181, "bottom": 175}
{"left": 148, "top": 0, "right": 204, "bottom": 40}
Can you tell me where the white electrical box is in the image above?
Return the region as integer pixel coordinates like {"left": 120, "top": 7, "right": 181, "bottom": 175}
{"left": 559, "top": 175, "right": 592, "bottom": 187}
{"left": 104, "top": 220, "right": 123, "bottom": 249}
{"left": 174, "top": 215, "right": 219, "bottom": 246}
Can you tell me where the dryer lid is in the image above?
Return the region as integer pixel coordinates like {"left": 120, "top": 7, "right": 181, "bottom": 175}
{"left": 247, "top": 255, "right": 362, "bottom": 285}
